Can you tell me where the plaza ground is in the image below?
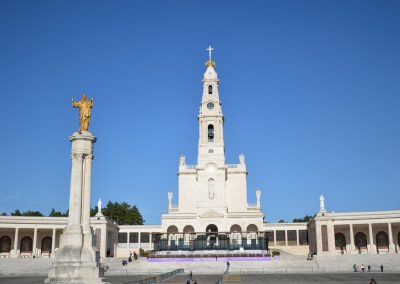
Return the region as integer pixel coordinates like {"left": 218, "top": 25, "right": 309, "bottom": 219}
{"left": 0, "top": 254, "right": 399, "bottom": 283}
{"left": 1, "top": 273, "right": 399, "bottom": 284}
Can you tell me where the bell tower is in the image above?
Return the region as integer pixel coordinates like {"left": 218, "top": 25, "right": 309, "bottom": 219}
{"left": 198, "top": 46, "right": 225, "bottom": 168}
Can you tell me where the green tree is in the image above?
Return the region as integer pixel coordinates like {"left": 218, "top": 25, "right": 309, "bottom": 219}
{"left": 101, "top": 201, "right": 144, "bottom": 225}
{"left": 49, "top": 208, "right": 64, "bottom": 217}
{"left": 292, "top": 215, "right": 313, "bottom": 223}
{"left": 11, "top": 209, "right": 22, "bottom": 216}
{"left": 90, "top": 206, "right": 98, "bottom": 217}
{"left": 21, "top": 210, "right": 44, "bottom": 217}
{"left": 1, "top": 212, "right": 7, "bottom": 216}
{"left": 278, "top": 219, "right": 285, "bottom": 223}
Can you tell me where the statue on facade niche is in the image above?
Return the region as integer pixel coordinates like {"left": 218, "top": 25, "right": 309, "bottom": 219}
{"left": 72, "top": 94, "right": 94, "bottom": 132}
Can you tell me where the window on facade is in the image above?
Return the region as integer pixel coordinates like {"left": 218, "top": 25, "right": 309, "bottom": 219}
{"left": 141, "top": 233, "right": 150, "bottom": 243}
{"left": 208, "top": 85, "right": 213, "bottom": 94}
{"left": 287, "top": 230, "right": 297, "bottom": 245}
{"left": 208, "top": 124, "right": 214, "bottom": 142}
{"left": 118, "top": 232, "right": 127, "bottom": 243}
{"left": 265, "top": 231, "right": 274, "bottom": 242}
{"left": 276, "top": 230, "right": 286, "bottom": 242}
{"left": 299, "top": 230, "right": 308, "bottom": 245}
{"left": 129, "top": 233, "right": 138, "bottom": 243}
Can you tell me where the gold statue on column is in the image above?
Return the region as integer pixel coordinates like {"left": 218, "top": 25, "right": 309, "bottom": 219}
{"left": 72, "top": 94, "right": 94, "bottom": 132}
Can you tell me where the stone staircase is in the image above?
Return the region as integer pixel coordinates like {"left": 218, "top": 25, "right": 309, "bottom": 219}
{"left": 0, "top": 254, "right": 399, "bottom": 277}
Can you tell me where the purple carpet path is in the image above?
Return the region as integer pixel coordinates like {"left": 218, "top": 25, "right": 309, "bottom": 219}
{"left": 148, "top": 256, "right": 279, "bottom": 262}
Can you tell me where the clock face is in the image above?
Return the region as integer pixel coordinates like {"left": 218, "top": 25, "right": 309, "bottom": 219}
{"left": 207, "top": 102, "right": 214, "bottom": 110}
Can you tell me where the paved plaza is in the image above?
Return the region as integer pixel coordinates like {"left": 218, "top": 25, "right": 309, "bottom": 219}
{"left": 1, "top": 273, "right": 400, "bottom": 284}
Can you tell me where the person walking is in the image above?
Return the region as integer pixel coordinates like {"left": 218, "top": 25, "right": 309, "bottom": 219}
{"left": 369, "top": 278, "right": 377, "bottom": 284}
{"left": 361, "top": 264, "right": 365, "bottom": 272}
{"left": 380, "top": 264, "right": 383, "bottom": 272}
{"left": 189, "top": 271, "right": 193, "bottom": 282}
{"left": 353, "top": 264, "right": 357, "bottom": 272}
{"left": 368, "top": 265, "right": 371, "bottom": 272}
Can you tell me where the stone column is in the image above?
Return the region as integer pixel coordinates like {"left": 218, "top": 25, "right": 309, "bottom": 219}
{"left": 46, "top": 131, "right": 106, "bottom": 284}
{"left": 273, "top": 230, "right": 276, "bottom": 247}
{"left": 51, "top": 228, "right": 56, "bottom": 258}
{"left": 296, "top": 230, "right": 299, "bottom": 246}
{"left": 127, "top": 232, "right": 130, "bottom": 250}
{"left": 149, "top": 233, "right": 153, "bottom": 250}
{"left": 368, "top": 223, "right": 376, "bottom": 254}
{"left": 13, "top": 228, "right": 19, "bottom": 257}
{"left": 349, "top": 224, "right": 354, "bottom": 254}
{"left": 101, "top": 225, "right": 107, "bottom": 258}
{"left": 138, "top": 232, "right": 142, "bottom": 250}
{"left": 315, "top": 223, "right": 322, "bottom": 255}
{"left": 327, "top": 222, "right": 335, "bottom": 254}
{"left": 82, "top": 154, "right": 93, "bottom": 229}
{"left": 69, "top": 153, "right": 84, "bottom": 228}
{"left": 284, "top": 230, "right": 288, "bottom": 247}
{"left": 33, "top": 228, "right": 37, "bottom": 257}
{"left": 388, "top": 223, "right": 395, "bottom": 252}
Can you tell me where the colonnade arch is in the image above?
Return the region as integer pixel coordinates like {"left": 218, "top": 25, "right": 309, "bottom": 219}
{"left": 41, "top": 236, "right": 52, "bottom": 253}
{"left": 334, "top": 233, "right": 346, "bottom": 252}
{"left": 398, "top": 232, "right": 400, "bottom": 248}
{"left": 0, "top": 236, "right": 11, "bottom": 253}
{"left": 376, "top": 231, "right": 389, "bottom": 250}
{"left": 354, "top": 232, "right": 367, "bottom": 252}
{"left": 20, "top": 236, "right": 32, "bottom": 253}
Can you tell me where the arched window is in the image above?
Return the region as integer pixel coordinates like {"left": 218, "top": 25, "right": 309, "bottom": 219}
{"left": 208, "top": 85, "right": 213, "bottom": 94}
{"left": 335, "top": 233, "right": 346, "bottom": 251}
{"left": 20, "top": 236, "right": 32, "bottom": 253}
{"left": 41, "top": 236, "right": 52, "bottom": 253}
{"left": 167, "top": 225, "right": 178, "bottom": 234}
{"left": 208, "top": 124, "right": 214, "bottom": 142}
{"left": 183, "top": 225, "right": 194, "bottom": 234}
{"left": 230, "top": 225, "right": 242, "bottom": 233}
{"left": 246, "top": 224, "right": 258, "bottom": 233}
{"left": 354, "top": 232, "right": 367, "bottom": 252}
{"left": 376, "top": 231, "right": 389, "bottom": 249}
{"left": 0, "top": 236, "right": 11, "bottom": 253}
{"left": 206, "top": 224, "right": 218, "bottom": 234}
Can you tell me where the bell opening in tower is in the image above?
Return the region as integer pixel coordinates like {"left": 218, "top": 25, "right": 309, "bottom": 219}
{"left": 208, "top": 124, "right": 214, "bottom": 142}
{"left": 208, "top": 85, "right": 213, "bottom": 94}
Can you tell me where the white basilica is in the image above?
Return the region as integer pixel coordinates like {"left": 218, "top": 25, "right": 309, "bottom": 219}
{"left": 0, "top": 49, "right": 399, "bottom": 259}
{"left": 161, "top": 53, "right": 264, "bottom": 237}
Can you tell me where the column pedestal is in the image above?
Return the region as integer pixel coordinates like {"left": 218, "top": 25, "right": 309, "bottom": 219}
{"left": 45, "top": 131, "right": 107, "bottom": 284}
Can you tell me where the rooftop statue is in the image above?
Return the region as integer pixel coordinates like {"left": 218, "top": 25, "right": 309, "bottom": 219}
{"left": 72, "top": 94, "right": 94, "bottom": 132}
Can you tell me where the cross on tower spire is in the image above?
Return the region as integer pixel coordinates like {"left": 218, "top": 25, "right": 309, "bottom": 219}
{"left": 205, "top": 45, "right": 216, "bottom": 68}
{"left": 206, "top": 45, "right": 214, "bottom": 60}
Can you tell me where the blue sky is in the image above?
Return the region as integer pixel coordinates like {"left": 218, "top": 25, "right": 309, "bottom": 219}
{"left": 0, "top": 1, "right": 399, "bottom": 224}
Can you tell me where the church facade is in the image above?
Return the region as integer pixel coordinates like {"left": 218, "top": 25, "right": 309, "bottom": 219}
{"left": 0, "top": 52, "right": 399, "bottom": 259}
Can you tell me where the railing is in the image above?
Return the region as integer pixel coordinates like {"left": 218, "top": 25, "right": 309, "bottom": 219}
{"left": 227, "top": 164, "right": 237, "bottom": 168}
{"left": 186, "top": 165, "right": 196, "bottom": 169}
{"left": 215, "top": 267, "right": 229, "bottom": 284}
{"left": 122, "top": 268, "right": 184, "bottom": 284}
